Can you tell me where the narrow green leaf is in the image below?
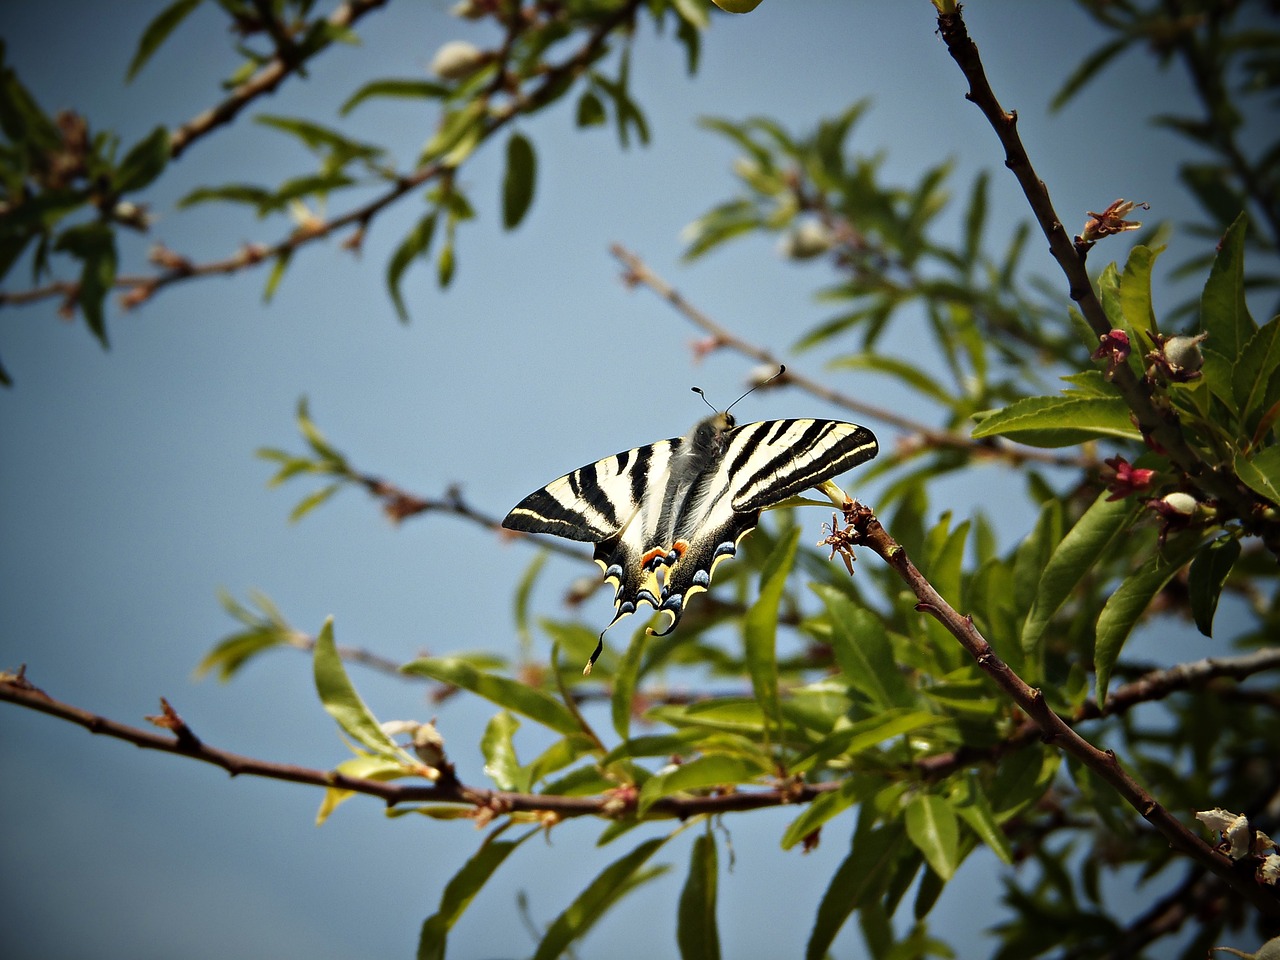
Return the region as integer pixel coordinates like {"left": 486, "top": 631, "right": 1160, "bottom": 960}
{"left": 313, "top": 617, "right": 406, "bottom": 759}
{"left": 178, "top": 182, "right": 275, "bottom": 212}
{"left": 827, "top": 353, "right": 953, "bottom": 405}
{"left": 1095, "top": 533, "right": 1203, "bottom": 702}
{"left": 512, "top": 551, "right": 547, "bottom": 655}
{"left": 780, "top": 777, "right": 870, "bottom": 850}
{"left": 341, "top": 78, "right": 449, "bottom": 115}
{"left": 126, "top": 0, "right": 202, "bottom": 82}
{"left": 1188, "top": 536, "right": 1240, "bottom": 638}
{"left": 316, "top": 754, "right": 410, "bottom": 825}
{"left": 1200, "top": 213, "right": 1254, "bottom": 363}
{"left": 576, "top": 90, "right": 606, "bottom": 127}
{"left": 480, "top": 710, "right": 522, "bottom": 791}
{"left": 952, "top": 775, "right": 1014, "bottom": 866}
{"left": 501, "top": 132, "right": 536, "bottom": 230}
{"left": 418, "top": 831, "right": 530, "bottom": 960}
{"left": 115, "top": 125, "right": 170, "bottom": 193}
{"left": 677, "top": 833, "right": 720, "bottom": 960}
{"left": 790, "top": 711, "right": 940, "bottom": 777}
{"left": 1233, "top": 316, "right": 1280, "bottom": 430}
{"left": 437, "top": 240, "right": 455, "bottom": 288}
{"left": 532, "top": 836, "right": 670, "bottom": 960}
{"left": 611, "top": 626, "right": 646, "bottom": 741}
{"left": 288, "top": 482, "right": 340, "bottom": 523}
{"left": 1236, "top": 446, "right": 1280, "bottom": 505}
{"left": 962, "top": 171, "right": 988, "bottom": 269}
{"left": 743, "top": 527, "right": 798, "bottom": 739}
{"left": 420, "top": 100, "right": 486, "bottom": 165}
{"left": 971, "top": 395, "right": 1141, "bottom": 447}
{"left": 386, "top": 212, "right": 437, "bottom": 323}
{"left": 402, "top": 657, "right": 580, "bottom": 736}
{"left": 1020, "top": 492, "right": 1140, "bottom": 660}
{"left": 904, "top": 795, "right": 960, "bottom": 881}
{"left": 813, "top": 584, "right": 912, "bottom": 709}
{"left": 256, "top": 114, "right": 382, "bottom": 161}
{"left": 638, "top": 755, "right": 768, "bottom": 815}
{"left": 806, "top": 825, "right": 903, "bottom": 960}
{"left": 1048, "top": 36, "right": 1131, "bottom": 111}
{"left": 1119, "top": 244, "right": 1161, "bottom": 343}
{"left": 263, "top": 250, "right": 291, "bottom": 302}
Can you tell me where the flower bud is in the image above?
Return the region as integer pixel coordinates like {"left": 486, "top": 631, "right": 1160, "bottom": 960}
{"left": 779, "top": 221, "right": 834, "bottom": 260}
{"left": 430, "top": 40, "right": 488, "bottom": 80}
{"left": 1159, "top": 491, "right": 1198, "bottom": 516}
{"left": 1163, "top": 333, "right": 1207, "bottom": 373}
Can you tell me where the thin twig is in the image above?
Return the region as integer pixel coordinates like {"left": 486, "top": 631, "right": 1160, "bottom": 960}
{"left": 609, "top": 243, "right": 1089, "bottom": 470}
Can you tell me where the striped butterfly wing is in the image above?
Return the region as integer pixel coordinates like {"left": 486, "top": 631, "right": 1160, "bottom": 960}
{"left": 651, "top": 419, "right": 879, "bottom": 633}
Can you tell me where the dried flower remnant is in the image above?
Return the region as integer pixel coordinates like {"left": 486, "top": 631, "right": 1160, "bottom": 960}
{"left": 1100, "top": 456, "right": 1156, "bottom": 501}
{"left": 1076, "top": 199, "right": 1150, "bottom": 251}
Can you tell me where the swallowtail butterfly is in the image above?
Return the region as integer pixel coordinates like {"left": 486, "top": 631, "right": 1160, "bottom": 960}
{"left": 502, "top": 369, "right": 878, "bottom": 672}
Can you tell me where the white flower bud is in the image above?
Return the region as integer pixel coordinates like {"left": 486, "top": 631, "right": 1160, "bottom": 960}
{"left": 430, "top": 40, "right": 488, "bottom": 80}
{"left": 1160, "top": 491, "right": 1199, "bottom": 517}
{"left": 779, "top": 221, "right": 834, "bottom": 260}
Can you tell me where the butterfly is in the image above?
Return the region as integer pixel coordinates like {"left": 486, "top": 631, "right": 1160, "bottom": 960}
{"left": 502, "top": 369, "right": 878, "bottom": 673}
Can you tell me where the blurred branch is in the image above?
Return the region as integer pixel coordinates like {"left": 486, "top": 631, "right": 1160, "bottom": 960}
{"left": 935, "top": 5, "right": 1280, "bottom": 560}
{"left": 609, "top": 243, "right": 1091, "bottom": 470}
{"left": 830, "top": 499, "right": 1280, "bottom": 918}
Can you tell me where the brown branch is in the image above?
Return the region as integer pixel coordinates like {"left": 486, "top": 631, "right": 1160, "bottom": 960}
{"left": 169, "top": 0, "right": 388, "bottom": 159}
{"left": 608, "top": 243, "right": 1090, "bottom": 471}
{"left": 0, "top": 669, "right": 841, "bottom": 820}
{"left": 935, "top": 6, "right": 1280, "bottom": 560}
{"left": 834, "top": 500, "right": 1280, "bottom": 919}
{"left": 915, "top": 647, "right": 1280, "bottom": 780}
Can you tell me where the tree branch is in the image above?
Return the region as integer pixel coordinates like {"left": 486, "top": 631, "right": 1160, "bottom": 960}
{"left": 935, "top": 6, "right": 1280, "bottom": 560}
{"left": 833, "top": 500, "right": 1280, "bottom": 919}
{"left": 609, "top": 243, "right": 1090, "bottom": 470}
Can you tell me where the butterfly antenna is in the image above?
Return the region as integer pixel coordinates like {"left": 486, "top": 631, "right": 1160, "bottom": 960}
{"left": 690, "top": 386, "right": 718, "bottom": 415}
{"left": 724, "top": 364, "right": 786, "bottom": 414}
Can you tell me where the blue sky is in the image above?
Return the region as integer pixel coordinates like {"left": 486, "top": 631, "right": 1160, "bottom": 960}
{"left": 0, "top": 2, "right": 1257, "bottom": 958}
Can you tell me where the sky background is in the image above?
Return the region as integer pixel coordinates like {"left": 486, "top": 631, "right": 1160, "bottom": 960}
{"left": 0, "top": 2, "right": 1263, "bottom": 958}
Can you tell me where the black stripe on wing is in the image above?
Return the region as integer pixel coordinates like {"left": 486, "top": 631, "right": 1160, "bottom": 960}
{"left": 729, "top": 420, "right": 878, "bottom": 512}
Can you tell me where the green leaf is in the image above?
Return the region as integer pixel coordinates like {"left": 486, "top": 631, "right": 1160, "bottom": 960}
{"left": 791, "top": 711, "right": 940, "bottom": 777}
{"left": 1120, "top": 244, "right": 1161, "bottom": 343}
{"left": 637, "top": 755, "right": 768, "bottom": 815}
{"left": 115, "top": 125, "right": 170, "bottom": 193}
{"left": 813, "top": 584, "right": 913, "bottom": 709}
{"left": 952, "top": 775, "right": 1014, "bottom": 866}
{"left": 1233, "top": 316, "right": 1280, "bottom": 430}
{"left": 1095, "top": 533, "right": 1204, "bottom": 702}
{"left": 611, "top": 626, "right": 646, "bottom": 741}
{"left": 418, "top": 830, "right": 531, "bottom": 960}
{"left": 313, "top": 617, "right": 407, "bottom": 760}
{"left": 1235, "top": 445, "right": 1280, "bottom": 505}
{"left": 420, "top": 100, "right": 487, "bottom": 166}
{"left": 1020, "top": 492, "right": 1141, "bottom": 661}
{"left": 677, "top": 833, "right": 720, "bottom": 960}
{"left": 501, "top": 132, "right": 537, "bottom": 230}
{"left": 126, "top": 0, "right": 202, "bottom": 82}
{"left": 512, "top": 551, "right": 547, "bottom": 656}
{"left": 402, "top": 657, "right": 580, "bottom": 736}
{"left": 263, "top": 250, "right": 291, "bottom": 302}
{"left": 780, "top": 777, "right": 872, "bottom": 850}
{"left": 256, "top": 114, "right": 382, "bottom": 162}
{"left": 385, "top": 213, "right": 437, "bottom": 322}
{"left": 340, "top": 78, "right": 449, "bottom": 115}
{"left": 177, "top": 182, "right": 275, "bottom": 212}
{"left": 743, "top": 526, "right": 798, "bottom": 739}
{"left": 576, "top": 90, "right": 606, "bottom": 127}
{"left": 288, "top": 482, "right": 340, "bottom": 523}
{"left": 1187, "top": 536, "right": 1240, "bottom": 638}
{"left": 316, "top": 754, "right": 411, "bottom": 825}
{"left": 480, "top": 711, "right": 522, "bottom": 791}
{"left": 827, "top": 353, "right": 952, "bottom": 406}
{"left": 1200, "top": 213, "right": 1254, "bottom": 364}
{"left": 54, "top": 222, "right": 116, "bottom": 348}
{"left": 904, "top": 795, "right": 960, "bottom": 881}
{"left": 531, "top": 835, "right": 671, "bottom": 960}
{"left": 962, "top": 171, "right": 988, "bottom": 269}
{"left": 971, "top": 394, "right": 1141, "bottom": 447}
{"left": 1049, "top": 36, "right": 1131, "bottom": 111}
{"left": 806, "top": 824, "right": 903, "bottom": 960}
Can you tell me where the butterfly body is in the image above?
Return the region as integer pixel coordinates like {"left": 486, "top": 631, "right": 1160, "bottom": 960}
{"left": 503, "top": 410, "right": 878, "bottom": 667}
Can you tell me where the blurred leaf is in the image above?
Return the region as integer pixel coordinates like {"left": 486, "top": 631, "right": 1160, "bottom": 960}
{"left": 611, "top": 626, "right": 646, "bottom": 741}
{"left": 0, "top": 45, "right": 61, "bottom": 151}
{"left": 340, "top": 78, "right": 449, "bottom": 115}
{"left": 502, "top": 132, "right": 537, "bottom": 230}
{"left": 962, "top": 171, "right": 988, "bottom": 269}
{"left": 952, "top": 775, "right": 1014, "bottom": 866}
{"left": 638, "top": 755, "right": 769, "bottom": 814}
{"left": 813, "top": 584, "right": 913, "bottom": 709}
{"left": 971, "top": 395, "right": 1141, "bottom": 447}
{"left": 1049, "top": 36, "right": 1131, "bottom": 111}
{"left": 263, "top": 249, "right": 291, "bottom": 302}
{"left": 1094, "top": 533, "right": 1203, "bottom": 703}
{"left": 513, "top": 551, "right": 547, "bottom": 655}
{"left": 1021, "top": 492, "right": 1140, "bottom": 662}
{"left": 288, "top": 481, "right": 340, "bottom": 523}
{"left": 421, "top": 101, "right": 486, "bottom": 166}
{"left": 904, "top": 795, "right": 960, "bottom": 881}
{"left": 418, "top": 830, "right": 531, "bottom": 960}
{"left": 1201, "top": 213, "right": 1253, "bottom": 363}
{"left": 386, "top": 212, "right": 438, "bottom": 322}
{"left": 531, "top": 835, "right": 671, "bottom": 960}
{"left": 53, "top": 222, "right": 116, "bottom": 348}
{"left": 806, "top": 824, "right": 903, "bottom": 960}
{"left": 1233, "top": 316, "right": 1280, "bottom": 430}
{"left": 126, "top": 0, "right": 203, "bottom": 81}
{"left": 677, "top": 833, "right": 720, "bottom": 960}
{"left": 256, "top": 114, "right": 383, "bottom": 163}
{"left": 178, "top": 182, "right": 276, "bottom": 212}
{"left": 576, "top": 90, "right": 606, "bottom": 127}
{"left": 115, "top": 125, "right": 170, "bottom": 193}
{"left": 828, "top": 353, "right": 953, "bottom": 405}
{"left": 780, "top": 777, "right": 869, "bottom": 850}
{"left": 316, "top": 754, "right": 410, "bottom": 825}
{"left": 1187, "top": 535, "right": 1240, "bottom": 637}
{"left": 313, "top": 617, "right": 408, "bottom": 760}
{"left": 743, "top": 526, "right": 798, "bottom": 739}
{"left": 402, "top": 657, "right": 580, "bottom": 736}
